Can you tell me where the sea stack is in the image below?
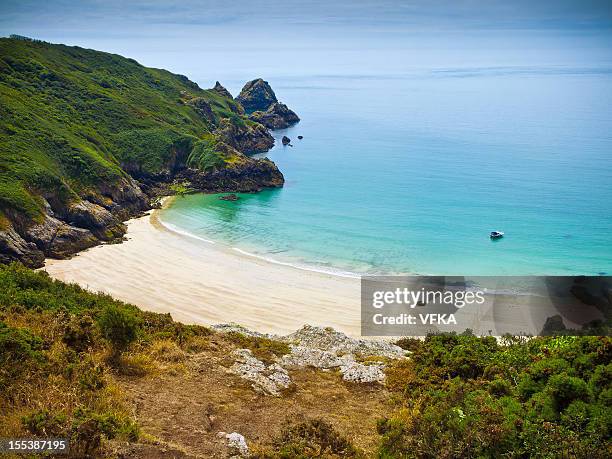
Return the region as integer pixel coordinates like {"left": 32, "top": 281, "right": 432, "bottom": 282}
{"left": 236, "top": 78, "right": 300, "bottom": 130}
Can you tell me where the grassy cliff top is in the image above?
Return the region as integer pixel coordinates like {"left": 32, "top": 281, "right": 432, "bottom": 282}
{"left": 0, "top": 36, "right": 249, "bottom": 221}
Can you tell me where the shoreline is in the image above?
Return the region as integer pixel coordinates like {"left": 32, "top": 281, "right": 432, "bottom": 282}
{"left": 43, "top": 198, "right": 362, "bottom": 336}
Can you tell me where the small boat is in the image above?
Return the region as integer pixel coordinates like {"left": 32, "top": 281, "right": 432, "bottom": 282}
{"left": 490, "top": 231, "right": 504, "bottom": 239}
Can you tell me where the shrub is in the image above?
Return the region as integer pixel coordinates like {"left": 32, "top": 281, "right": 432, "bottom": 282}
{"left": 260, "top": 419, "right": 362, "bottom": 458}
{"left": 97, "top": 304, "right": 139, "bottom": 360}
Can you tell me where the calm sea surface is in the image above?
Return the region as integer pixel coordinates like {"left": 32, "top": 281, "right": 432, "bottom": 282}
{"left": 160, "top": 67, "right": 612, "bottom": 275}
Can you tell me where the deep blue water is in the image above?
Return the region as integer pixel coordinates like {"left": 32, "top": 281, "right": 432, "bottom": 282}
{"left": 160, "top": 67, "right": 612, "bottom": 275}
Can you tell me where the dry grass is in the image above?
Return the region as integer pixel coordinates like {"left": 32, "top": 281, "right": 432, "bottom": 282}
{"left": 114, "top": 334, "right": 393, "bottom": 458}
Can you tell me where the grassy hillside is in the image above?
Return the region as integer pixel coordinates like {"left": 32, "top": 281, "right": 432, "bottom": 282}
{"left": 1, "top": 263, "right": 610, "bottom": 458}
{"left": 0, "top": 36, "right": 266, "bottom": 223}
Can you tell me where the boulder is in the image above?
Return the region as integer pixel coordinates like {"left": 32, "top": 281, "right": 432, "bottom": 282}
{"left": 249, "top": 102, "right": 300, "bottom": 130}
{"left": 219, "top": 194, "right": 239, "bottom": 201}
{"left": 297, "top": 135, "right": 303, "bottom": 139}
{"left": 282, "top": 136, "right": 291, "bottom": 146}
{"left": 224, "top": 432, "right": 249, "bottom": 457}
{"left": 235, "top": 78, "right": 278, "bottom": 113}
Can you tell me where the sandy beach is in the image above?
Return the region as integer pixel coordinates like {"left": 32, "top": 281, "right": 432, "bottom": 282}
{"left": 43, "top": 199, "right": 362, "bottom": 336}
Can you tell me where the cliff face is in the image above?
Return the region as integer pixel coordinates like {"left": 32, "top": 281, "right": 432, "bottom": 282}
{"left": 0, "top": 38, "right": 297, "bottom": 267}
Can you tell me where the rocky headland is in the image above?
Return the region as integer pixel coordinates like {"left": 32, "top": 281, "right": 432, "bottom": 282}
{"left": 0, "top": 38, "right": 299, "bottom": 269}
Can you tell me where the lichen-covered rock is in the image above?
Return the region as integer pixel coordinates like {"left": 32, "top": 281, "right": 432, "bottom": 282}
{"left": 280, "top": 345, "right": 353, "bottom": 369}
{"left": 230, "top": 349, "right": 291, "bottom": 396}
{"left": 224, "top": 432, "right": 249, "bottom": 457}
{"left": 250, "top": 102, "right": 300, "bottom": 130}
{"left": 340, "top": 362, "right": 386, "bottom": 383}
{"left": 235, "top": 78, "right": 278, "bottom": 113}
{"left": 285, "top": 325, "right": 405, "bottom": 359}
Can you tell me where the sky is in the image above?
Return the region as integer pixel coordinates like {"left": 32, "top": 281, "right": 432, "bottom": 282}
{"left": 1, "top": 1, "right": 611, "bottom": 88}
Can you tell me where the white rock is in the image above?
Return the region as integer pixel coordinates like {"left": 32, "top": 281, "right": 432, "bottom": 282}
{"left": 230, "top": 349, "right": 291, "bottom": 396}
{"left": 340, "top": 362, "right": 385, "bottom": 383}
{"left": 225, "top": 432, "right": 249, "bottom": 457}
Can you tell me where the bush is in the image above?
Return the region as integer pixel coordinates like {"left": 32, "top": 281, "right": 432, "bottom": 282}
{"left": 97, "top": 304, "right": 140, "bottom": 359}
{"left": 259, "top": 419, "right": 362, "bottom": 458}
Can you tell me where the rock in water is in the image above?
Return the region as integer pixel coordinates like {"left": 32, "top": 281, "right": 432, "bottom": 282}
{"left": 282, "top": 136, "right": 291, "bottom": 146}
{"left": 235, "top": 78, "right": 278, "bottom": 113}
{"left": 219, "top": 194, "right": 239, "bottom": 201}
{"left": 249, "top": 102, "right": 300, "bottom": 130}
{"left": 297, "top": 135, "right": 303, "bottom": 139}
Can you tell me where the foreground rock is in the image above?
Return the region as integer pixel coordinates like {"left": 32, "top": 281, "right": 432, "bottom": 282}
{"left": 235, "top": 78, "right": 278, "bottom": 113}
{"left": 217, "top": 431, "right": 249, "bottom": 457}
{"left": 281, "top": 136, "right": 291, "bottom": 146}
{"left": 250, "top": 102, "right": 300, "bottom": 130}
{"left": 230, "top": 349, "right": 291, "bottom": 396}
{"left": 222, "top": 324, "right": 405, "bottom": 392}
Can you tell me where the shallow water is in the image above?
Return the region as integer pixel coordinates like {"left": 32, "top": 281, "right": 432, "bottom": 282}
{"left": 160, "top": 67, "right": 612, "bottom": 276}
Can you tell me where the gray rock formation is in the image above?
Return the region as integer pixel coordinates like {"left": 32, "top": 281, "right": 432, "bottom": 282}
{"left": 235, "top": 78, "right": 277, "bottom": 113}
{"left": 230, "top": 349, "right": 291, "bottom": 396}
{"left": 250, "top": 102, "right": 300, "bottom": 130}
{"left": 214, "top": 118, "right": 274, "bottom": 154}
{"left": 212, "top": 81, "right": 233, "bottom": 99}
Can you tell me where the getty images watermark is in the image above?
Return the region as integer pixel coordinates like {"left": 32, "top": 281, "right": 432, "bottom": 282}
{"left": 361, "top": 276, "right": 611, "bottom": 336}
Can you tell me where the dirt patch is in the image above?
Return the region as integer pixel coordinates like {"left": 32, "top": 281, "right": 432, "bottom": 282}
{"left": 115, "top": 335, "right": 390, "bottom": 457}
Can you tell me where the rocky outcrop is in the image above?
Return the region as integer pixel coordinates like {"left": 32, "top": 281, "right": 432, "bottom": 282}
{"left": 230, "top": 349, "right": 291, "bottom": 396}
{"left": 25, "top": 215, "right": 99, "bottom": 259}
{"left": 0, "top": 176, "right": 150, "bottom": 268}
{"left": 64, "top": 200, "right": 126, "bottom": 241}
{"left": 214, "top": 118, "right": 274, "bottom": 154}
{"left": 282, "top": 136, "right": 291, "bottom": 146}
{"left": 212, "top": 81, "right": 233, "bottom": 99}
{"left": 220, "top": 324, "right": 405, "bottom": 390}
{"left": 235, "top": 78, "right": 278, "bottom": 113}
{"left": 178, "top": 157, "right": 284, "bottom": 193}
{"left": 0, "top": 226, "right": 45, "bottom": 268}
{"left": 250, "top": 102, "right": 300, "bottom": 130}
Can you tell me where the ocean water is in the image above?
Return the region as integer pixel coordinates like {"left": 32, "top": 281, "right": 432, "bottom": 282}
{"left": 159, "top": 67, "right": 612, "bottom": 276}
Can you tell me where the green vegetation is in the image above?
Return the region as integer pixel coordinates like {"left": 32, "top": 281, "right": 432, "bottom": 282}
{"left": 379, "top": 333, "right": 612, "bottom": 458}
{"left": 0, "top": 262, "right": 211, "bottom": 456}
{"left": 256, "top": 419, "right": 364, "bottom": 458}
{"left": 0, "top": 37, "right": 249, "bottom": 222}
{"left": 1, "top": 262, "right": 609, "bottom": 457}
{"left": 226, "top": 330, "right": 291, "bottom": 364}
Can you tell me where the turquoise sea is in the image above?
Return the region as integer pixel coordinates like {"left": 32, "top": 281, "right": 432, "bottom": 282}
{"left": 159, "top": 67, "right": 612, "bottom": 276}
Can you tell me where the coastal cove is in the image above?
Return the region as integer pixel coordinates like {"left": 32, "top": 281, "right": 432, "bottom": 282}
{"left": 43, "top": 200, "right": 362, "bottom": 336}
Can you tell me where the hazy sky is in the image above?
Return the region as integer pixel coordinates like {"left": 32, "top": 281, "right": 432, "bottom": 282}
{"left": 2, "top": 1, "right": 611, "bottom": 87}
